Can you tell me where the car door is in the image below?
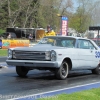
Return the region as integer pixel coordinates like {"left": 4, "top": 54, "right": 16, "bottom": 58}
{"left": 76, "top": 39, "right": 98, "bottom": 69}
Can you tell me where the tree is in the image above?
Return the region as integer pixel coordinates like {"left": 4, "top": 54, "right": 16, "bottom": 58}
{"left": 0, "top": 0, "right": 99, "bottom": 34}
{"left": 69, "top": 0, "right": 99, "bottom": 33}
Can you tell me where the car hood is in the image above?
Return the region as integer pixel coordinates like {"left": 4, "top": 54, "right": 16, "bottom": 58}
{"left": 11, "top": 44, "right": 66, "bottom": 51}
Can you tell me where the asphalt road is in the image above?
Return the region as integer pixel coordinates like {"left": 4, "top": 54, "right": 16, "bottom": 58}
{"left": 0, "top": 66, "right": 100, "bottom": 100}
{"left": 0, "top": 57, "right": 7, "bottom": 62}
{"left": 0, "top": 58, "right": 100, "bottom": 100}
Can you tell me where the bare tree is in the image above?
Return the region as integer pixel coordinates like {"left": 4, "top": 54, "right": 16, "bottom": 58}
{"left": 0, "top": 0, "right": 6, "bottom": 6}
{"left": 7, "top": 0, "right": 24, "bottom": 27}
{"left": 90, "top": 0, "right": 100, "bottom": 25}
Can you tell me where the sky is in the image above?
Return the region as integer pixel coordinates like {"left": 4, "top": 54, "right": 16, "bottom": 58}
{"left": 72, "top": 0, "right": 78, "bottom": 8}
{"left": 72, "top": 0, "right": 79, "bottom": 12}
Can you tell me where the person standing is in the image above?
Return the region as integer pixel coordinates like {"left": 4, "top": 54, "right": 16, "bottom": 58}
{"left": 7, "top": 33, "right": 11, "bottom": 39}
{"left": 44, "top": 25, "right": 56, "bottom": 36}
{"left": 28, "top": 34, "right": 33, "bottom": 42}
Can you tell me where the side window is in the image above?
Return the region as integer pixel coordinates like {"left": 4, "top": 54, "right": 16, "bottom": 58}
{"left": 61, "top": 40, "right": 75, "bottom": 47}
{"left": 88, "top": 42, "right": 95, "bottom": 49}
{"left": 78, "top": 40, "right": 95, "bottom": 49}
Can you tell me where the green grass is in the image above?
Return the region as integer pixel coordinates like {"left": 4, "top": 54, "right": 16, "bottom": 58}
{"left": 38, "top": 88, "right": 100, "bottom": 100}
{"left": 0, "top": 49, "right": 7, "bottom": 56}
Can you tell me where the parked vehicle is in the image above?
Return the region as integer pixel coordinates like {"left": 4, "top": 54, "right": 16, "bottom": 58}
{"left": 91, "top": 35, "right": 100, "bottom": 46}
{"left": 1, "top": 32, "right": 17, "bottom": 39}
{"left": 6, "top": 36, "right": 100, "bottom": 79}
{"left": 6, "top": 27, "right": 45, "bottom": 41}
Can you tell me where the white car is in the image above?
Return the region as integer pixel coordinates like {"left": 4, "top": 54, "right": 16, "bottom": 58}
{"left": 6, "top": 36, "right": 100, "bottom": 80}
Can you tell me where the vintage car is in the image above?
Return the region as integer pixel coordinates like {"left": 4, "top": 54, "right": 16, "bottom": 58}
{"left": 6, "top": 36, "right": 100, "bottom": 80}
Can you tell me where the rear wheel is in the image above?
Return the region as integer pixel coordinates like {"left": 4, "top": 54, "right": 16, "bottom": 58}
{"left": 55, "top": 61, "right": 69, "bottom": 80}
{"left": 16, "top": 66, "right": 29, "bottom": 77}
{"left": 92, "top": 65, "right": 100, "bottom": 75}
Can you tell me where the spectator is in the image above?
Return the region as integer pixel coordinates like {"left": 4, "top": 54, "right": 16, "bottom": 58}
{"left": 44, "top": 25, "right": 56, "bottom": 36}
{"left": 0, "top": 36, "right": 3, "bottom": 40}
{"left": 7, "top": 33, "right": 11, "bottom": 39}
{"left": 28, "top": 34, "right": 33, "bottom": 42}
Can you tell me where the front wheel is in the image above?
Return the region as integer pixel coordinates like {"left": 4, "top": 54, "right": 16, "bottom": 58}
{"left": 55, "top": 61, "right": 69, "bottom": 80}
{"left": 16, "top": 66, "right": 29, "bottom": 77}
{"left": 92, "top": 65, "right": 100, "bottom": 75}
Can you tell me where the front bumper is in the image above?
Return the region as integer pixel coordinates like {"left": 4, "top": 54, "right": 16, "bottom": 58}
{"left": 6, "top": 60, "right": 59, "bottom": 68}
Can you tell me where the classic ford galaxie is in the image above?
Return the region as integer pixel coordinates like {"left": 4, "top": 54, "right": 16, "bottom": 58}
{"left": 6, "top": 36, "right": 100, "bottom": 79}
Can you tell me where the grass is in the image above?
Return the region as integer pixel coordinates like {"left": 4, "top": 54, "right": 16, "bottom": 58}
{"left": 38, "top": 88, "right": 100, "bottom": 100}
{"left": 0, "top": 49, "right": 7, "bottom": 56}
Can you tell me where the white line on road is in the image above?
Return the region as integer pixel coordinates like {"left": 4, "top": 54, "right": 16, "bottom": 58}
{"left": 8, "top": 81, "right": 100, "bottom": 100}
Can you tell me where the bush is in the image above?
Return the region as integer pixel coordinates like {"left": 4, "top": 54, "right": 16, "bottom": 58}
{"left": 0, "top": 29, "right": 5, "bottom": 35}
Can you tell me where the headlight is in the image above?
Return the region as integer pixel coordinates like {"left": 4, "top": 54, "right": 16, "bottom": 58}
{"left": 12, "top": 50, "right": 16, "bottom": 58}
{"left": 8, "top": 49, "right": 12, "bottom": 59}
{"left": 45, "top": 51, "right": 51, "bottom": 60}
{"left": 51, "top": 50, "right": 56, "bottom": 61}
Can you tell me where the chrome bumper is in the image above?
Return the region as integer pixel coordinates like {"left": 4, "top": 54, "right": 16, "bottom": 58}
{"left": 6, "top": 60, "right": 59, "bottom": 68}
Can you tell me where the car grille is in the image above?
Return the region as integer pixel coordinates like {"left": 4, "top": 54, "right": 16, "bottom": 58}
{"left": 13, "top": 50, "right": 46, "bottom": 60}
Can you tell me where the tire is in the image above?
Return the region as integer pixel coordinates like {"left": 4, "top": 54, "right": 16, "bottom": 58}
{"left": 16, "top": 66, "right": 29, "bottom": 77}
{"left": 92, "top": 65, "right": 100, "bottom": 75}
{"left": 55, "top": 61, "right": 69, "bottom": 80}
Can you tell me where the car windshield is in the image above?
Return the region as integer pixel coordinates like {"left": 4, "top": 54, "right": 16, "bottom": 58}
{"left": 38, "top": 37, "right": 76, "bottom": 48}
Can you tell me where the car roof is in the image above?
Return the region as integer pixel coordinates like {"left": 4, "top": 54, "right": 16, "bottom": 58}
{"left": 45, "top": 36, "right": 91, "bottom": 41}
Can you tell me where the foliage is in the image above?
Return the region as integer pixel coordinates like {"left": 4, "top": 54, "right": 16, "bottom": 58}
{"left": 0, "top": 0, "right": 99, "bottom": 33}
{"left": 68, "top": 0, "right": 99, "bottom": 33}
{"left": 69, "top": 10, "right": 91, "bottom": 33}
{"left": 0, "top": 29, "right": 5, "bottom": 35}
